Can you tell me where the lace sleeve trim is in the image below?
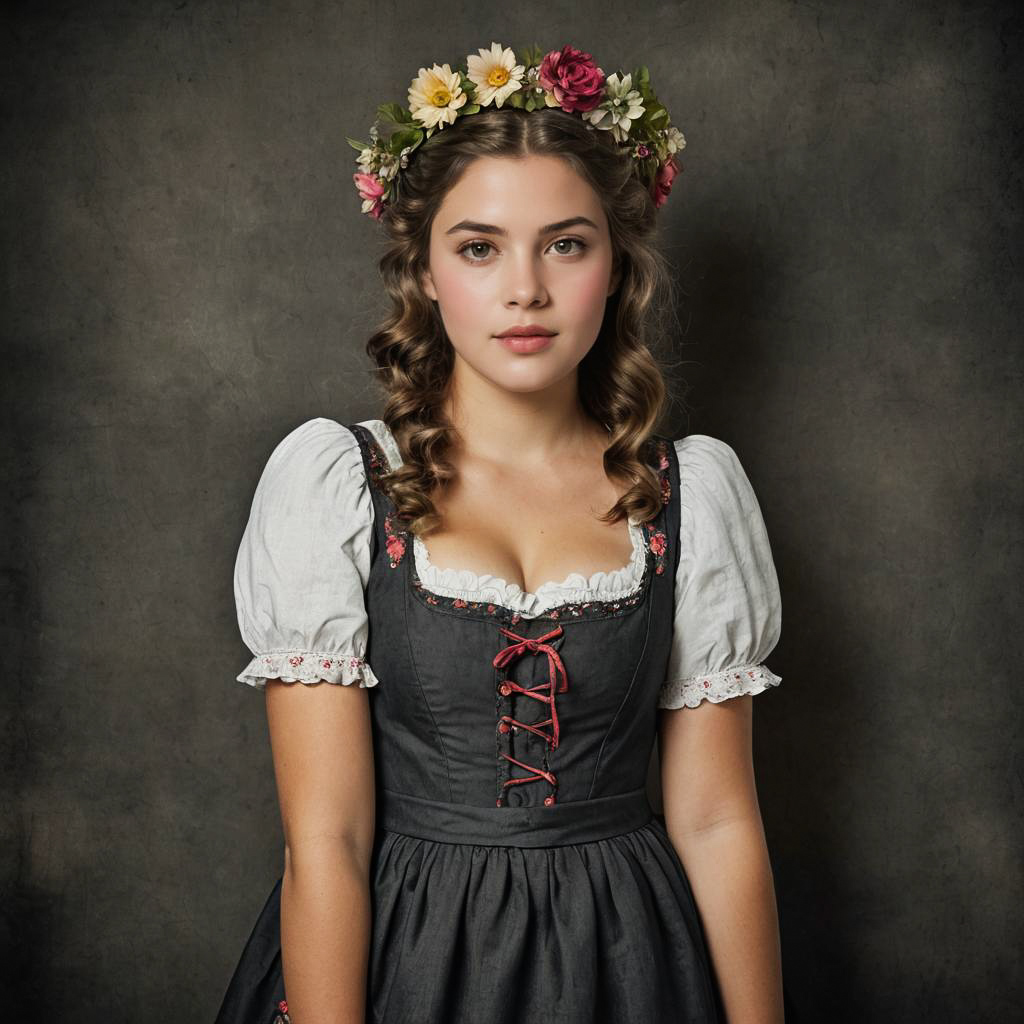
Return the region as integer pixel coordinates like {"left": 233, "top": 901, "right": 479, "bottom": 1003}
{"left": 657, "top": 662, "right": 781, "bottom": 709}
{"left": 236, "top": 651, "right": 380, "bottom": 690}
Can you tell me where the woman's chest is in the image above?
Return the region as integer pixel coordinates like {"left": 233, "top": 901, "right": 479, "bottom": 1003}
{"left": 420, "top": 461, "right": 640, "bottom": 597}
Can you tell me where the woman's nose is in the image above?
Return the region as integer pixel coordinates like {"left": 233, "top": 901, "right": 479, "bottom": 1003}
{"left": 504, "top": 252, "right": 548, "bottom": 307}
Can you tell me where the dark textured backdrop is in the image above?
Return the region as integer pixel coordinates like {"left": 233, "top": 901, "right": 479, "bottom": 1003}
{"left": 3, "top": 2, "right": 1020, "bottom": 1021}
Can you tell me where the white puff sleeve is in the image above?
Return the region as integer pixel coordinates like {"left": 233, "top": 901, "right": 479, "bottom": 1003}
{"left": 232, "top": 417, "right": 380, "bottom": 690}
{"left": 657, "top": 435, "right": 782, "bottom": 709}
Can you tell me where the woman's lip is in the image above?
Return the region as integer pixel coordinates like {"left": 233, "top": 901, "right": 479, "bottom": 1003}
{"left": 496, "top": 333, "right": 555, "bottom": 353}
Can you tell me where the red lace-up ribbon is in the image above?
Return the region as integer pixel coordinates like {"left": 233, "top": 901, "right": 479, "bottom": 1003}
{"left": 492, "top": 624, "right": 568, "bottom": 806}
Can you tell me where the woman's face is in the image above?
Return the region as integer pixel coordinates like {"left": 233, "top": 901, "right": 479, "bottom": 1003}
{"left": 420, "top": 154, "right": 620, "bottom": 396}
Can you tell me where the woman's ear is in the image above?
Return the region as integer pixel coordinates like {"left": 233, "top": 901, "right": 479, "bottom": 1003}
{"left": 607, "top": 261, "right": 622, "bottom": 296}
{"left": 421, "top": 266, "right": 438, "bottom": 302}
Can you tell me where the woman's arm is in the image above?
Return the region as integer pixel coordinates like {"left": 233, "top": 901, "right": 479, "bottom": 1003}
{"left": 658, "top": 695, "right": 785, "bottom": 1024}
{"left": 265, "top": 678, "right": 377, "bottom": 1024}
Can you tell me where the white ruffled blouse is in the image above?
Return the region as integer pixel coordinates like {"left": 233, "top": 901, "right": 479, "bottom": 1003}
{"left": 233, "top": 418, "right": 783, "bottom": 709}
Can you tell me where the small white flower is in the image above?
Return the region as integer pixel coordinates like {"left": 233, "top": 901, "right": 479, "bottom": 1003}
{"left": 377, "top": 154, "right": 401, "bottom": 181}
{"left": 466, "top": 42, "right": 525, "bottom": 108}
{"left": 583, "top": 72, "right": 646, "bottom": 143}
{"left": 408, "top": 62, "right": 468, "bottom": 131}
{"left": 664, "top": 125, "right": 686, "bottom": 154}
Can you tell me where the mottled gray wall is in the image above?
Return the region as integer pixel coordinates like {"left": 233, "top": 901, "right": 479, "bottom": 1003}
{"left": 3, "top": 1, "right": 1020, "bottom": 1021}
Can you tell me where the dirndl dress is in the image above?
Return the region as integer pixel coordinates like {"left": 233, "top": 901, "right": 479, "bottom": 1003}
{"left": 215, "top": 416, "right": 784, "bottom": 1024}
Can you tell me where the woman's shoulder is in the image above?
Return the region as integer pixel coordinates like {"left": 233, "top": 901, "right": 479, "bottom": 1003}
{"left": 250, "top": 417, "right": 370, "bottom": 507}
{"left": 670, "top": 433, "right": 769, "bottom": 526}
{"left": 671, "top": 433, "right": 751, "bottom": 485}
{"left": 672, "top": 432, "right": 741, "bottom": 465}
{"left": 352, "top": 418, "right": 403, "bottom": 472}
{"left": 271, "top": 415, "right": 361, "bottom": 456}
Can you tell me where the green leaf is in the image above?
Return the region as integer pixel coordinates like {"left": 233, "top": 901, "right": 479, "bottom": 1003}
{"left": 519, "top": 42, "right": 545, "bottom": 68}
{"left": 346, "top": 136, "right": 370, "bottom": 152}
{"left": 389, "top": 127, "right": 423, "bottom": 153}
{"left": 377, "top": 102, "right": 414, "bottom": 127}
{"left": 461, "top": 103, "right": 481, "bottom": 116}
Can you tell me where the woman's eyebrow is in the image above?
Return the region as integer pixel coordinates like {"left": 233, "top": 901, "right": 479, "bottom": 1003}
{"left": 445, "top": 216, "right": 599, "bottom": 236}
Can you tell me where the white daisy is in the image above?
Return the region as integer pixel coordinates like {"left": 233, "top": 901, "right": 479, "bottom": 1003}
{"left": 466, "top": 41, "right": 525, "bottom": 108}
{"left": 408, "top": 63, "right": 468, "bottom": 131}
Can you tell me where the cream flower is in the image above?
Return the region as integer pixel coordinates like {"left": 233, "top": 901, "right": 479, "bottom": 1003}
{"left": 408, "top": 63, "right": 468, "bottom": 131}
{"left": 466, "top": 41, "right": 525, "bottom": 108}
{"left": 582, "top": 72, "right": 645, "bottom": 143}
{"left": 664, "top": 125, "right": 686, "bottom": 155}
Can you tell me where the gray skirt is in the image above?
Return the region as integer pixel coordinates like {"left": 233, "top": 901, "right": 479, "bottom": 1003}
{"left": 213, "top": 787, "right": 726, "bottom": 1023}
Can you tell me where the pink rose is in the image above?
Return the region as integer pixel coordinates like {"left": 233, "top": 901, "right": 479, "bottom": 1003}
{"left": 649, "top": 532, "right": 667, "bottom": 556}
{"left": 353, "top": 171, "right": 387, "bottom": 220}
{"left": 652, "top": 157, "right": 681, "bottom": 209}
{"left": 538, "top": 45, "right": 605, "bottom": 113}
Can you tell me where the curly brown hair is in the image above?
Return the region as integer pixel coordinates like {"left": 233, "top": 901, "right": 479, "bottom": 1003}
{"left": 363, "top": 105, "right": 682, "bottom": 537}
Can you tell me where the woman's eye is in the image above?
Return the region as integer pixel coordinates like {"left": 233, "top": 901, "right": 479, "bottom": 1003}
{"left": 460, "top": 241, "right": 494, "bottom": 260}
{"left": 551, "top": 238, "right": 587, "bottom": 256}
{"left": 457, "top": 238, "right": 588, "bottom": 262}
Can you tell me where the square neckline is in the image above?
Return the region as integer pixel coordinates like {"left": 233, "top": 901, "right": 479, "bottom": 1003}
{"left": 357, "top": 418, "right": 652, "bottom": 617}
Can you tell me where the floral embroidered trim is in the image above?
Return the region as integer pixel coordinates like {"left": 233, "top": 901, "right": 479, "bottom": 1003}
{"left": 410, "top": 570, "right": 652, "bottom": 622}
{"left": 272, "top": 999, "right": 291, "bottom": 1024}
{"left": 236, "top": 651, "right": 380, "bottom": 689}
{"left": 656, "top": 663, "right": 782, "bottom": 709}
{"left": 383, "top": 513, "right": 408, "bottom": 567}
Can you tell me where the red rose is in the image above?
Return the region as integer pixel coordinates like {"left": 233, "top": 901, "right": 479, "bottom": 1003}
{"left": 538, "top": 45, "right": 606, "bottom": 113}
{"left": 649, "top": 531, "right": 667, "bottom": 556}
{"left": 652, "top": 157, "right": 681, "bottom": 209}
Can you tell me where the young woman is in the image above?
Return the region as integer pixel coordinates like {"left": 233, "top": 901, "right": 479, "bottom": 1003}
{"left": 215, "top": 43, "right": 785, "bottom": 1024}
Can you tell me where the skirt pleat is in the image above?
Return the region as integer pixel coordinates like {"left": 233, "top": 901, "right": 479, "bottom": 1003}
{"left": 214, "top": 819, "right": 724, "bottom": 1024}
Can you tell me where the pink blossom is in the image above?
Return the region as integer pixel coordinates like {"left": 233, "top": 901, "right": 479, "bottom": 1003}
{"left": 538, "top": 45, "right": 605, "bottom": 113}
{"left": 386, "top": 533, "right": 406, "bottom": 563}
{"left": 353, "top": 171, "right": 387, "bottom": 220}
{"left": 652, "top": 156, "right": 681, "bottom": 209}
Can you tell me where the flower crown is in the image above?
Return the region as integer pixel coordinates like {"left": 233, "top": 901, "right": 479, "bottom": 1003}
{"left": 349, "top": 42, "right": 686, "bottom": 221}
